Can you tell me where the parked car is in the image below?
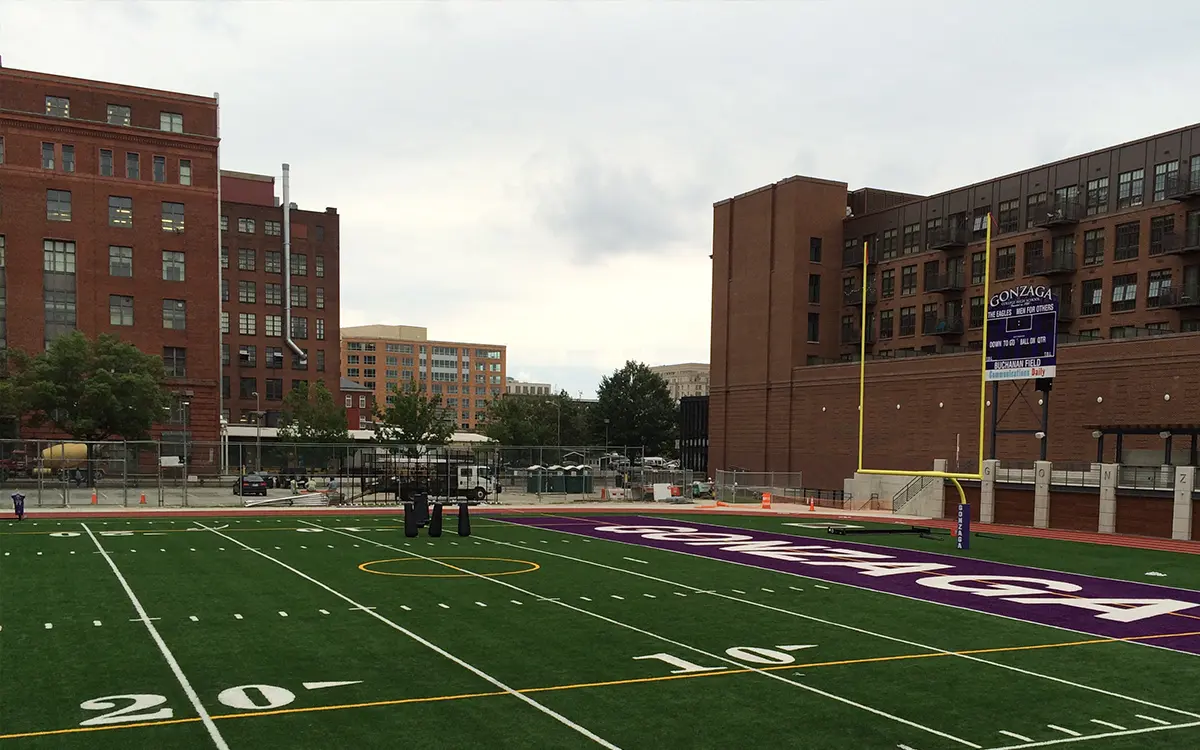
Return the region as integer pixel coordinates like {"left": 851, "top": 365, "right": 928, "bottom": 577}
{"left": 234, "top": 474, "right": 269, "bottom": 496}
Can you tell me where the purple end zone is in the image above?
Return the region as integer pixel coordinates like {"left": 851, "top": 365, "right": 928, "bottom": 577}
{"left": 501, "top": 514, "right": 1200, "bottom": 655}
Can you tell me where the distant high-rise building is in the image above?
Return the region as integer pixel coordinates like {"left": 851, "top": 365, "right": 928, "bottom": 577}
{"left": 650, "top": 363, "right": 710, "bottom": 401}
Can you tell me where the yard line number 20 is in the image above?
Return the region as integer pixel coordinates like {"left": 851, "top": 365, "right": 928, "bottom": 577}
{"left": 80, "top": 684, "right": 297, "bottom": 727}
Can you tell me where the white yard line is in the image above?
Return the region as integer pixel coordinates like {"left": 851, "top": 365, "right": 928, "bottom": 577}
{"left": 1088, "top": 719, "right": 1125, "bottom": 731}
{"left": 998, "top": 731, "right": 1033, "bottom": 743}
{"left": 477, "top": 526, "right": 1200, "bottom": 722}
{"left": 984, "top": 720, "right": 1200, "bottom": 749}
{"left": 314, "top": 523, "right": 980, "bottom": 749}
{"left": 193, "top": 522, "right": 619, "bottom": 749}
{"left": 1046, "top": 725, "right": 1080, "bottom": 737}
{"left": 82, "top": 523, "right": 229, "bottom": 750}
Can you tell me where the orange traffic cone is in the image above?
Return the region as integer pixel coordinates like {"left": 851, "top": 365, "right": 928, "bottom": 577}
{"left": 761, "top": 492, "right": 772, "bottom": 509}
{"left": 91, "top": 488, "right": 97, "bottom": 504}
{"left": 139, "top": 492, "right": 147, "bottom": 505}
{"left": 808, "top": 497, "right": 815, "bottom": 512}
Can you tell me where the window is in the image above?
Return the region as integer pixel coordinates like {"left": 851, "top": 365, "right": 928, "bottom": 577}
{"left": 315, "top": 287, "right": 325, "bottom": 309}
{"left": 291, "top": 317, "right": 308, "bottom": 340}
{"left": 43, "top": 239, "right": 76, "bottom": 273}
{"left": 265, "top": 251, "right": 281, "bottom": 274}
{"left": 1110, "top": 273, "right": 1138, "bottom": 312}
{"left": 995, "top": 246, "right": 1016, "bottom": 280}
{"left": 901, "top": 224, "right": 920, "bottom": 255}
{"left": 809, "top": 237, "right": 822, "bottom": 263}
{"left": 46, "top": 189, "right": 71, "bottom": 221}
{"left": 221, "top": 279, "right": 229, "bottom": 302}
{"left": 265, "top": 315, "right": 282, "bottom": 337}
{"left": 238, "top": 218, "right": 255, "bottom": 234}
{"left": 968, "top": 251, "right": 985, "bottom": 285}
{"left": 921, "top": 302, "right": 938, "bottom": 333}
{"left": 179, "top": 160, "right": 192, "bottom": 186}
{"left": 221, "top": 247, "right": 229, "bottom": 269}
{"left": 221, "top": 344, "right": 230, "bottom": 367}
{"left": 163, "top": 347, "right": 186, "bottom": 378}
{"left": 1117, "top": 168, "right": 1144, "bottom": 209}
{"left": 880, "top": 269, "right": 895, "bottom": 298}
{"left": 238, "top": 248, "right": 256, "bottom": 271}
{"left": 879, "top": 309, "right": 894, "bottom": 339}
{"left": 106, "top": 104, "right": 131, "bottom": 126}
{"left": 238, "top": 346, "right": 257, "bottom": 367}
{"left": 221, "top": 312, "right": 229, "bottom": 334}
{"left": 160, "top": 112, "right": 183, "bottom": 133}
{"left": 240, "top": 378, "right": 256, "bottom": 399}
{"left": 1113, "top": 221, "right": 1140, "bottom": 261}
{"left": 880, "top": 228, "right": 898, "bottom": 260}
{"left": 62, "top": 145, "right": 75, "bottom": 173}
{"left": 265, "top": 220, "right": 281, "bottom": 236}
{"left": 899, "top": 307, "right": 916, "bottom": 337}
{"left": 162, "top": 299, "right": 186, "bottom": 330}
{"left": 1052, "top": 235, "right": 1076, "bottom": 264}
{"left": 1025, "top": 192, "right": 1046, "bottom": 229}
{"left": 126, "top": 152, "right": 140, "bottom": 179}
{"left": 41, "top": 142, "right": 55, "bottom": 170}
{"left": 104, "top": 246, "right": 132, "bottom": 277}
{"left": 45, "top": 96, "right": 69, "bottom": 117}
{"left": 291, "top": 285, "right": 308, "bottom": 307}
{"left": 162, "top": 251, "right": 185, "bottom": 281}
{"left": 971, "top": 207, "right": 990, "bottom": 240}
{"left": 316, "top": 225, "right": 325, "bottom": 242}
{"left": 997, "top": 199, "right": 1019, "bottom": 233}
{"left": 1149, "top": 215, "right": 1175, "bottom": 256}
{"left": 161, "top": 202, "right": 185, "bottom": 232}
{"left": 0, "top": 136, "right": 4, "bottom": 164}
{"left": 808, "top": 274, "right": 821, "bottom": 303}
{"left": 238, "top": 280, "right": 256, "bottom": 304}
{"left": 44, "top": 286, "right": 76, "bottom": 343}
{"left": 315, "top": 255, "right": 325, "bottom": 278}
{"left": 265, "top": 283, "right": 282, "bottom": 305}
{"left": 1082, "top": 230, "right": 1104, "bottom": 266}
{"left": 100, "top": 149, "right": 113, "bottom": 177}
{"left": 291, "top": 253, "right": 307, "bottom": 276}
{"left": 220, "top": 215, "right": 229, "bottom": 232}
{"left": 806, "top": 313, "right": 819, "bottom": 343}
{"left": 109, "top": 196, "right": 133, "bottom": 227}
{"left": 346, "top": 367, "right": 360, "bottom": 378}
{"left": 1085, "top": 177, "right": 1109, "bottom": 216}
{"left": 347, "top": 354, "right": 360, "bottom": 364}
{"left": 969, "top": 296, "right": 985, "bottom": 328}
{"left": 1081, "top": 279, "right": 1103, "bottom": 316}
{"left": 238, "top": 313, "right": 257, "bottom": 336}
{"left": 109, "top": 295, "right": 134, "bottom": 326}
{"left": 900, "top": 265, "right": 917, "bottom": 296}
{"left": 316, "top": 318, "right": 325, "bottom": 340}
{"left": 1154, "top": 161, "right": 1179, "bottom": 202}
{"left": 1147, "top": 269, "right": 1171, "bottom": 308}
{"left": 153, "top": 155, "right": 166, "bottom": 183}
{"left": 266, "top": 379, "right": 284, "bottom": 401}
{"left": 923, "top": 260, "right": 939, "bottom": 291}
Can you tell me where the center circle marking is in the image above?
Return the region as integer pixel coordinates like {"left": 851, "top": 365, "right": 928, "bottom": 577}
{"left": 358, "top": 556, "right": 540, "bottom": 578}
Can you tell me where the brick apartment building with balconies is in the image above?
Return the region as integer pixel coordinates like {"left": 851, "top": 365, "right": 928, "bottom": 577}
{"left": 711, "top": 123, "right": 1200, "bottom": 487}
{"left": 220, "top": 170, "right": 340, "bottom": 428}
{"left": 0, "top": 63, "right": 220, "bottom": 444}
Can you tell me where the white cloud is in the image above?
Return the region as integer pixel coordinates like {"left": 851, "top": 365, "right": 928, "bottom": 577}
{"left": 4, "top": 0, "right": 1200, "bottom": 396}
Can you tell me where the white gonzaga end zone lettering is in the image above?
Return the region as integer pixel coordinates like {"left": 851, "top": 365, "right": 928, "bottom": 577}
{"left": 592, "top": 525, "right": 1200, "bottom": 625}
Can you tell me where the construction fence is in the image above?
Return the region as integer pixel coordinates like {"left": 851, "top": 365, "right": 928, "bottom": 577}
{"left": 712, "top": 469, "right": 849, "bottom": 509}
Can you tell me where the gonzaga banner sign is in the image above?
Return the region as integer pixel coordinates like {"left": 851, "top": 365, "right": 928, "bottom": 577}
{"left": 986, "top": 284, "right": 1059, "bottom": 382}
{"left": 505, "top": 515, "right": 1200, "bottom": 654}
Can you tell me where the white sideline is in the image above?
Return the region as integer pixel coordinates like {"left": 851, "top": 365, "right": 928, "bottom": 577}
{"left": 312, "top": 523, "right": 981, "bottom": 749}
{"left": 81, "top": 524, "right": 229, "bottom": 750}
{"left": 477, "top": 522, "right": 1200, "bottom": 723}
{"left": 192, "top": 523, "right": 620, "bottom": 750}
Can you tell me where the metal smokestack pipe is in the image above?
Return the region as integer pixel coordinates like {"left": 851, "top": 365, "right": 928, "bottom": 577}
{"left": 282, "top": 163, "right": 306, "bottom": 362}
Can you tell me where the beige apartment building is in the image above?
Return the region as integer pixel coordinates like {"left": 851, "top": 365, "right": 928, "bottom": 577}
{"left": 340, "top": 325, "right": 506, "bottom": 431}
{"left": 505, "top": 377, "right": 554, "bottom": 396}
{"left": 650, "top": 362, "right": 710, "bottom": 401}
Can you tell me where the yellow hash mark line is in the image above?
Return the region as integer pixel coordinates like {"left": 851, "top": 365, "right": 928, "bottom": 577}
{"left": 5, "top": 628, "right": 1199, "bottom": 741}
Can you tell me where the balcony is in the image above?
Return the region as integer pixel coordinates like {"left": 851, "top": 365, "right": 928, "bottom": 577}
{"left": 926, "top": 272, "right": 965, "bottom": 294}
{"left": 1030, "top": 196, "right": 1084, "bottom": 228}
{"left": 1160, "top": 230, "right": 1200, "bottom": 256}
{"left": 842, "top": 246, "right": 879, "bottom": 268}
{"left": 1025, "top": 252, "right": 1077, "bottom": 277}
{"left": 1158, "top": 285, "right": 1200, "bottom": 310}
{"left": 928, "top": 224, "right": 969, "bottom": 250}
{"left": 924, "top": 316, "right": 964, "bottom": 336}
{"left": 843, "top": 287, "right": 877, "bottom": 307}
{"left": 841, "top": 327, "right": 876, "bottom": 345}
{"left": 1165, "top": 171, "right": 1200, "bottom": 202}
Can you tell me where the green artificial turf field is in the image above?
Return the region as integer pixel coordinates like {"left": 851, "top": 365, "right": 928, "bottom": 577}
{"left": 2, "top": 512, "right": 1200, "bottom": 749}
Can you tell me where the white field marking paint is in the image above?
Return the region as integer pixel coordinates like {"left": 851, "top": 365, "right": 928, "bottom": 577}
{"left": 476, "top": 526, "right": 1200, "bottom": 720}
{"left": 476, "top": 602, "right": 488, "bottom": 607}
{"left": 985, "top": 722, "right": 1200, "bottom": 750}
{"left": 580, "top": 597, "right": 592, "bottom": 602}
{"left": 622, "top": 557, "right": 648, "bottom": 565}
{"left": 279, "top": 611, "right": 288, "bottom": 617}
{"left": 37, "top": 551, "right": 43, "bottom": 556}
{"left": 815, "top": 585, "right": 830, "bottom": 590}
{"left": 898, "top": 745, "right": 919, "bottom": 750}
{"left": 193, "top": 524, "right": 618, "bottom": 749}
{"left": 315, "top": 524, "right": 980, "bottom": 749}
{"left": 790, "top": 586, "right": 804, "bottom": 592}
{"left": 318, "top": 609, "right": 330, "bottom": 615}
{"left": 350, "top": 606, "right": 377, "bottom": 611}
{"left": 762, "top": 588, "right": 774, "bottom": 593}
{"left": 732, "top": 589, "right": 746, "bottom": 594}
{"left": 1137, "top": 715, "right": 1171, "bottom": 726}
{"left": 643, "top": 594, "right": 656, "bottom": 598}
{"left": 81, "top": 524, "right": 229, "bottom": 749}
{"left": 189, "top": 616, "right": 199, "bottom": 622}
{"left": 611, "top": 595, "right": 624, "bottom": 600}
{"left": 234, "top": 614, "right": 243, "bottom": 620}
{"left": 131, "top": 617, "right": 161, "bottom": 622}
{"left": 511, "top": 600, "right": 523, "bottom": 606}
{"left": 438, "top": 604, "right": 450, "bottom": 609}
{"left": 1046, "top": 725, "right": 1080, "bottom": 737}
{"left": 93, "top": 620, "right": 102, "bottom": 627}
{"left": 999, "top": 731, "right": 1034, "bottom": 743}
{"left": 44, "top": 622, "right": 53, "bottom": 630}
{"left": 401, "top": 605, "right": 412, "bottom": 611}
{"left": 303, "top": 681, "right": 361, "bottom": 690}
{"left": 1090, "top": 719, "right": 1126, "bottom": 731}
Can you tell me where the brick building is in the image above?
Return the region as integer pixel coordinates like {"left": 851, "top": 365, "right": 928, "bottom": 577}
{"left": 339, "top": 325, "right": 505, "bottom": 432}
{"left": 0, "top": 64, "right": 220, "bottom": 443}
{"left": 220, "top": 169, "right": 340, "bottom": 428}
{"left": 711, "top": 123, "right": 1200, "bottom": 489}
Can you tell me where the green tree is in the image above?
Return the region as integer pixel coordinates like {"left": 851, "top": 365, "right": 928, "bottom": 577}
{"left": 592, "top": 361, "right": 678, "bottom": 455}
{"left": 374, "top": 386, "right": 454, "bottom": 452}
{"left": 16, "top": 331, "right": 172, "bottom": 441}
{"left": 278, "top": 381, "right": 348, "bottom": 443}
{"left": 483, "top": 391, "right": 591, "bottom": 446}
{"left": 0, "top": 351, "right": 26, "bottom": 439}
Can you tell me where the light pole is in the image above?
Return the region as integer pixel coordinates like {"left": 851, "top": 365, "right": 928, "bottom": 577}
{"left": 181, "top": 400, "right": 190, "bottom": 507}
{"left": 604, "top": 418, "right": 610, "bottom": 452}
{"left": 252, "top": 391, "right": 262, "bottom": 473}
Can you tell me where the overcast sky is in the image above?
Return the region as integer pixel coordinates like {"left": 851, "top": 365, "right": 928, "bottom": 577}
{"left": 4, "top": 1, "right": 1199, "bottom": 397}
